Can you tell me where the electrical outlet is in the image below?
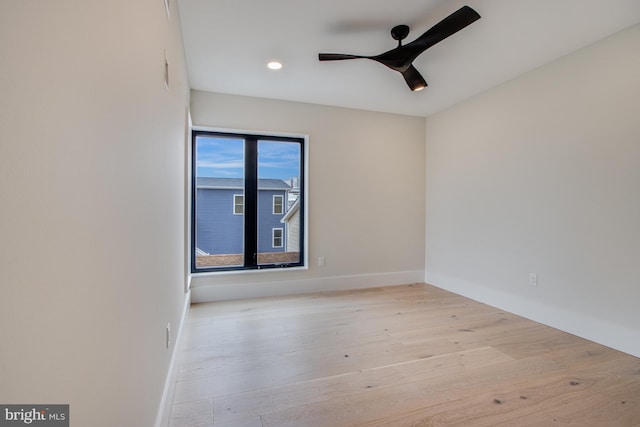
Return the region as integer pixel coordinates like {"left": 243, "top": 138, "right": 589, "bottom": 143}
{"left": 529, "top": 273, "right": 538, "bottom": 287}
{"left": 318, "top": 256, "right": 326, "bottom": 267}
{"left": 166, "top": 322, "right": 171, "bottom": 349}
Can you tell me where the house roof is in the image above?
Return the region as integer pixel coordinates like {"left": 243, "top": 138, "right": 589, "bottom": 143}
{"left": 281, "top": 198, "right": 300, "bottom": 223}
{"left": 196, "top": 177, "right": 291, "bottom": 190}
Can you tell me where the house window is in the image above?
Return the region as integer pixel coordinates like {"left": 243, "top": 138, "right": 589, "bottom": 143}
{"left": 233, "top": 194, "right": 244, "bottom": 215}
{"left": 272, "top": 228, "right": 283, "bottom": 248}
{"left": 273, "top": 195, "right": 284, "bottom": 215}
{"left": 192, "top": 129, "right": 305, "bottom": 272}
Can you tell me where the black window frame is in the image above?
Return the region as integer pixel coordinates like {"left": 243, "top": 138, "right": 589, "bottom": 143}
{"left": 191, "top": 129, "right": 305, "bottom": 273}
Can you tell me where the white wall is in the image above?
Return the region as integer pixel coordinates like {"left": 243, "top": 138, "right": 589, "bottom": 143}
{"left": 0, "top": 1, "right": 190, "bottom": 426}
{"left": 425, "top": 24, "right": 640, "bottom": 357}
{"left": 190, "top": 91, "right": 426, "bottom": 301}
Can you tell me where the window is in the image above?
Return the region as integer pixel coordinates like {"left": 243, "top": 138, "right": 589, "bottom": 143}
{"left": 272, "top": 228, "right": 283, "bottom": 248}
{"left": 233, "top": 194, "right": 244, "bottom": 215}
{"left": 273, "top": 195, "right": 284, "bottom": 215}
{"left": 192, "top": 130, "right": 305, "bottom": 272}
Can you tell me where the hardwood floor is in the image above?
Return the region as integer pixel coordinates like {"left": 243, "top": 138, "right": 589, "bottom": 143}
{"left": 168, "top": 284, "right": 640, "bottom": 426}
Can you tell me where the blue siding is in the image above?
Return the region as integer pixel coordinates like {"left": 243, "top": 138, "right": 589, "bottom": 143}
{"left": 195, "top": 188, "right": 243, "bottom": 255}
{"left": 257, "top": 190, "right": 286, "bottom": 253}
{"left": 196, "top": 188, "right": 288, "bottom": 255}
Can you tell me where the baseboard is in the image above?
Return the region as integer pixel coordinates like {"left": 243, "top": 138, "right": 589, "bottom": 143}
{"left": 155, "top": 289, "right": 191, "bottom": 427}
{"left": 426, "top": 271, "right": 640, "bottom": 358}
{"left": 191, "top": 270, "right": 425, "bottom": 303}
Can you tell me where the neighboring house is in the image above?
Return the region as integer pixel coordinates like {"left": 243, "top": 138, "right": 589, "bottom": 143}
{"left": 281, "top": 198, "right": 300, "bottom": 252}
{"left": 195, "top": 177, "right": 292, "bottom": 255}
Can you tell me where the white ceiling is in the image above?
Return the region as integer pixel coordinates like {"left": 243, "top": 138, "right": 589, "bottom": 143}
{"left": 178, "top": 0, "right": 640, "bottom": 117}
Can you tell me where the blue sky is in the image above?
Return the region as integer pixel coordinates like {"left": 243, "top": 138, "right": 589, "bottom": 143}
{"left": 196, "top": 136, "right": 300, "bottom": 180}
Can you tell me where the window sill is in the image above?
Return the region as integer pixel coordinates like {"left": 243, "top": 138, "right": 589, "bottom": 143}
{"left": 192, "top": 264, "right": 308, "bottom": 278}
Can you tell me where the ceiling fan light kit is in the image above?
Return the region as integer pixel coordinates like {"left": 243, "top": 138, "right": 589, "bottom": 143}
{"left": 319, "top": 5, "right": 481, "bottom": 91}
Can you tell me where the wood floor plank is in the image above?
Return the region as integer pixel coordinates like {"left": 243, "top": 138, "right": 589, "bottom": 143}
{"left": 357, "top": 372, "right": 640, "bottom": 427}
{"left": 214, "top": 347, "right": 515, "bottom": 426}
{"left": 168, "top": 398, "right": 213, "bottom": 427}
{"left": 170, "top": 283, "right": 640, "bottom": 426}
{"left": 259, "top": 355, "right": 565, "bottom": 427}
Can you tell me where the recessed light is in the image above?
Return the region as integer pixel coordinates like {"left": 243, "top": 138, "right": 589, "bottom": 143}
{"left": 267, "top": 61, "right": 282, "bottom": 70}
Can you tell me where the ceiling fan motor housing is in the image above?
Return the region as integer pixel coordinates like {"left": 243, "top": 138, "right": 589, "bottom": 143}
{"left": 391, "top": 25, "right": 410, "bottom": 43}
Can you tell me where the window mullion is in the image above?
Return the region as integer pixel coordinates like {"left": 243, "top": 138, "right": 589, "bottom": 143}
{"left": 244, "top": 138, "right": 258, "bottom": 268}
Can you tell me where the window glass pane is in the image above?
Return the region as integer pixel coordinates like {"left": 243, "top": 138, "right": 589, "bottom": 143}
{"left": 273, "top": 228, "right": 283, "bottom": 248}
{"left": 234, "top": 194, "right": 244, "bottom": 215}
{"left": 194, "top": 135, "right": 244, "bottom": 269}
{"left": 192, "top": 130, "right": 304, "bottom": 272}
{"left": 273, "top": 195, "right": 283, "bottom": 214}
{"left": 257, "top": 140, "right": 301, "bottom": 265}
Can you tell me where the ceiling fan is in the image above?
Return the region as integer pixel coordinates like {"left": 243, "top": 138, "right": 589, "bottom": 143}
{"left": 319, "top": 5, "right": 481, "bottom": 91}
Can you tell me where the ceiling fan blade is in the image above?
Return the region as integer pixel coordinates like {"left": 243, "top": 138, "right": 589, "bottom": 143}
{"left": 400, "top": 64, "right": 427, "bottom": 91}
{"left": 367, "top": 6, "right": 480, "bottom": 71}
{"left": 318, "top": 53, "right": 368, "bottom": 61}
{"left": 318, "top": 6, "right": 479, "bottom": 91}
{"left": 409, "top": 5, "right": 480, "bottom": 52}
